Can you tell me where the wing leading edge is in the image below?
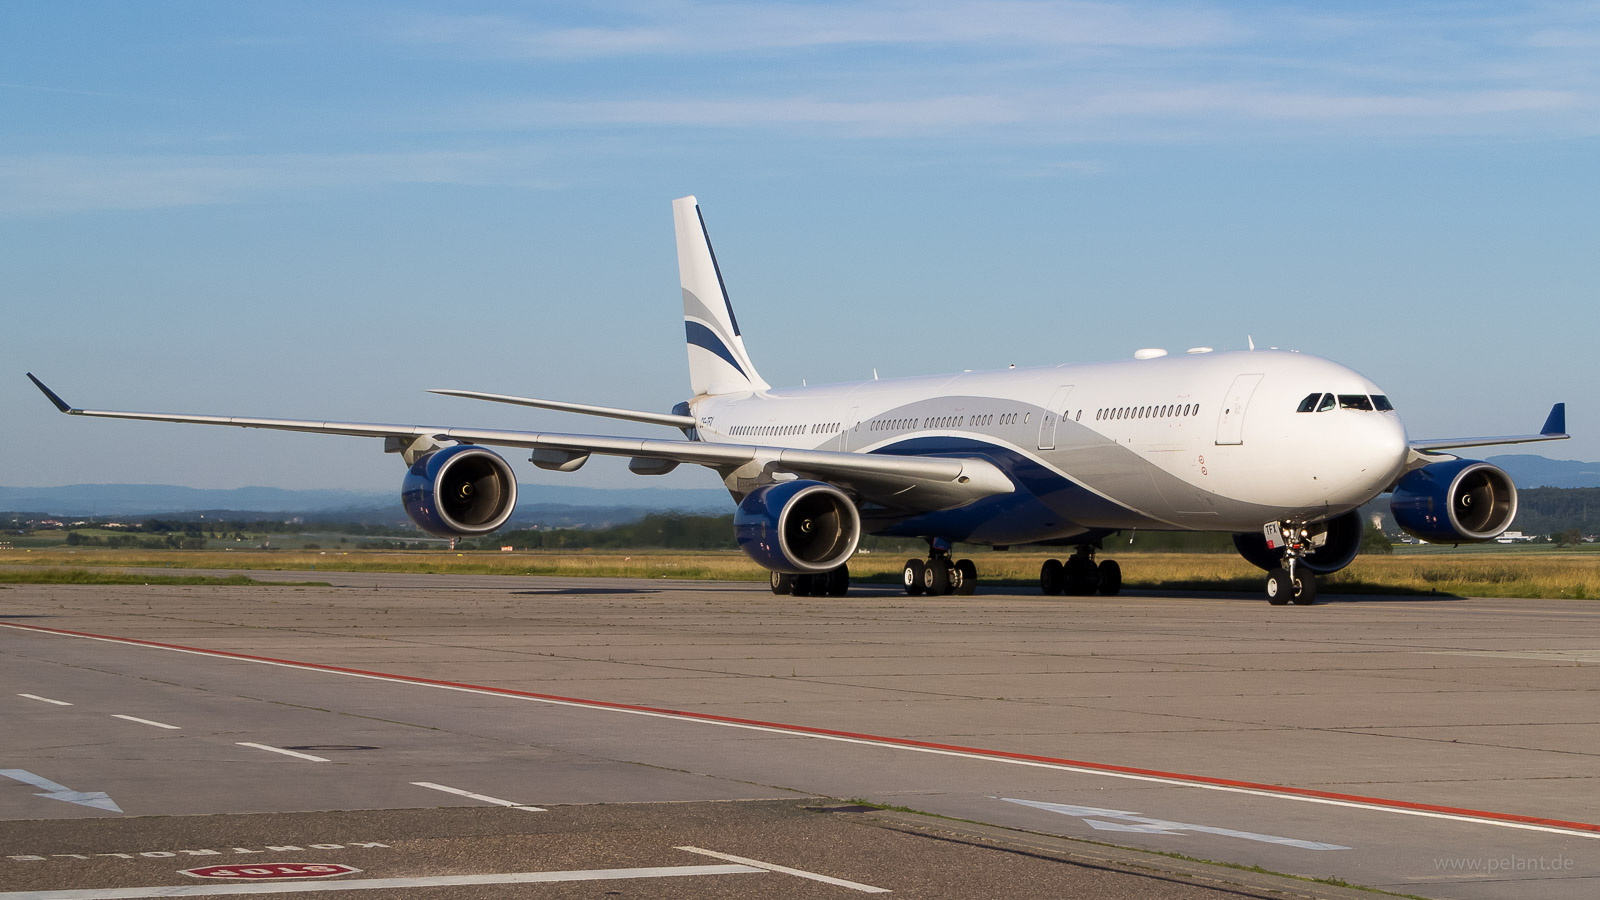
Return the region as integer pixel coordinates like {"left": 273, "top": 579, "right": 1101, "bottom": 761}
{"left": 26, "top": 375, "right": 1012, "bottom": 513}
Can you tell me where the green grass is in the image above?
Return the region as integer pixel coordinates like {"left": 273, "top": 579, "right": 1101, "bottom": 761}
{"left": 6, "top": 546, "right": 1598, "bottom": 599}
{"left": 0, "top": 568, "right": 328, "bottom": 586}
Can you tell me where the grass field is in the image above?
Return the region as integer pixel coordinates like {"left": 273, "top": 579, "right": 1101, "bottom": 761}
{"left": 4, "top": 546, "right": 1596, "bottom": 599}
{"left": 0, "top": 568, "right": 327, "bottom": 586}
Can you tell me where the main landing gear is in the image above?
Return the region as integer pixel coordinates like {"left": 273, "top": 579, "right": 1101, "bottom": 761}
{"left": 770, "top": 565, "right": 850, "bottom": 597}
{"left": 1039, "top": 545, "right": 1121, "bottom": 596}
{"left": 1263, "top": 522, "right": 1317, "bottom": 605}
{"left": 903, "top": 541, "right": 978, "bottom": 596}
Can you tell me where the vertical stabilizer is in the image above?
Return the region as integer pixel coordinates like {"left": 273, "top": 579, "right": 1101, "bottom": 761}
{"left": 674, "top": 196, "right": 770, "bottom": 396}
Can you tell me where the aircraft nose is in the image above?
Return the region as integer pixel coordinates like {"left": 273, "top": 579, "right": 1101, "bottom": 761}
{"left": 1353, "top": 414, "right": 1410, "bottom": 496}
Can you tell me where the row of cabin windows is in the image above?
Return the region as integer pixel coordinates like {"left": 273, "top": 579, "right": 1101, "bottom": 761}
{"left": 1296, "top": 393, "right": 1395, "bottom": 413}
{"left": 730, "top": 423, "right": 839, "bottom": 437}
{"left": 1096, "top": 403, "right": 1199, "bottom": 422}
{"left": 870, "top": 412, "right": 1029, "bottom": 432}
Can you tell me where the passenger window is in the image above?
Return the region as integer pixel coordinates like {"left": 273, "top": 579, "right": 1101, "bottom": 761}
{"left": 1297, "top": 393, "right": 1320, "bottom": 413}
{"left": 1317, "top": 394, "right": 1336, "bottom": 412}
{"left": 1338, "top": 394, "right": 1374, "bottom": 411}
{"left": 1372, "top": 395, "right": 1394, "bottom": 411}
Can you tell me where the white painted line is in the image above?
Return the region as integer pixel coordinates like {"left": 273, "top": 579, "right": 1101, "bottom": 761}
{"left": 18, "top": 693, "right": 72, "bottom": 706}
{"left": 0, "top": 865, "right": 762, "bottom": 899}
{"left": 236, "top": 743, "right": 329, "bottom": 762}
{"left": 111, "top": 714, "right": 180, "bottom": 730}
{"left": 677, "top": 846, "right": 890, "bottom": 893}
{"left": 410, "top": 781, "right": 545, "bottom": 812}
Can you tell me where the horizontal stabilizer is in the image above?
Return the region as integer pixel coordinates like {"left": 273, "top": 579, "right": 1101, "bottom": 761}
{"left": 429, "top": 389, "right": 695, "bottom": 428}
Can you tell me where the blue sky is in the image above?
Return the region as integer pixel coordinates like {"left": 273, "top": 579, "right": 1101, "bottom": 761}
{"left": 2, "top": 1, "right": 1596, "bottom": 493}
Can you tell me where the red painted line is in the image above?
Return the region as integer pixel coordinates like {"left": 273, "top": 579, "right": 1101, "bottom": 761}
{"left": 6, "top": 620, "right": 1598, "bottom": 837}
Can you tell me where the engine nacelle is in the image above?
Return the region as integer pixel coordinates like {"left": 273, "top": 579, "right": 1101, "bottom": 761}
{"left": 1391, "top": 459, "right": 1517, "bottom": 544}
{"left": 401, "top": 444, "right": 518, "bottom": 537}
{"left": 734, "top": 480, "right": 860, "bottom": 575}
{"left": 1233, "top": 509, "right": 1364, "bottom": 574}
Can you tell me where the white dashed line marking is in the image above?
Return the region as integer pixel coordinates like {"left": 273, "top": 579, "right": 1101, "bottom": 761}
{"left": 18, "top": 694, "right": 72, "bottom": 706}
{"left": 410, "top": 781, "right": 545, "bottom": 812}
{"left": 235, "top": 743, "right": 329, "bottom": 762}
{"left": 677, "top": 846, "right": 890, "bottom": 893}
{"left": 110, "top": 715, "right": 180, "bottom": 730}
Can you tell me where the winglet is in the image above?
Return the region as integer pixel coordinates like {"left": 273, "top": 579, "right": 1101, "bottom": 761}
{"left": 27, "top": 373, "right": 75, "bottom": 413}
{"left": 1541, "top": 403, "right": 1566, "bottom": 437}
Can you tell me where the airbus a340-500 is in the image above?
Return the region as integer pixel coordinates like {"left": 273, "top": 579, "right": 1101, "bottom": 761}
{"left": 29, "top": 196, "right": 1568, "bottom": 604}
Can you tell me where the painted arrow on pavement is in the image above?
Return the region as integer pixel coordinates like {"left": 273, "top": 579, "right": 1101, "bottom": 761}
{"left": 1002, "top": 797, "right": 1348, "bottom": 850}
{"left": 1, "top": 769, "right": 123, "bottom": 812}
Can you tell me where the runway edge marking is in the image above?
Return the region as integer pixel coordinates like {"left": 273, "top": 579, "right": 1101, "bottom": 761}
{"left": 6, "top": 620, "right": 1598, "bottom": 841}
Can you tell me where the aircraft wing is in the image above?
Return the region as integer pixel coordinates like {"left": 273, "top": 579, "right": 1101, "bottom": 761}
{"left": 27, "top": 375, "right": 1012, "bottom": 513}
{"left": 1404, "top": 402, "right": 1568, "bottom": 467}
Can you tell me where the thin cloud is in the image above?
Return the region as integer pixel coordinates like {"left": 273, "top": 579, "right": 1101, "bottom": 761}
{"left": 391, "top": 1, "right": 1243, "bottom": 58}
{"left": 0, "top": 150, "right": 555, "bottom": 216}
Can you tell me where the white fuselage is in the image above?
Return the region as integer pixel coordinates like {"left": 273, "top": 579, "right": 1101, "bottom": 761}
{"left": 687, "top": 349, "right": 1409, "bottom": 543}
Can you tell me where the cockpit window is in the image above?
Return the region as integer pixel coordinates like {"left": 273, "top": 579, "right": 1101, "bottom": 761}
{"left": 1371, "top": 394, "right": 1394, "bottom": 411}
{"left": 1297, "top": 393, "right": 1321, "bottom": 413}
{"left": 1338, "top": 394, "right": 1374, "bottom": 411}
{"left": 1317, "top": 393, "right": 1336, "bottom": 412}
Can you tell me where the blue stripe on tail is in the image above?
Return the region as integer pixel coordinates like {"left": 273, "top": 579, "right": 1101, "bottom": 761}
{"left": 685, "top": 321, "right": 747, "bottom": 378}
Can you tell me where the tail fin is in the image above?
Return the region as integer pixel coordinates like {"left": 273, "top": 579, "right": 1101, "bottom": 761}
{"left": 673, "top": 196, "right": 770, "bottom": 396}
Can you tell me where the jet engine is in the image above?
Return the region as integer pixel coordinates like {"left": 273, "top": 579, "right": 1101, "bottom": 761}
{"left": 734, "top": 480, "right": 860, "bottom": 574}
{"left": 401, "top": 444, "right": 518, "bottom": 537}
{"left": 1233, "top": 509, "right": 1364, "bottom": 574}
{"left": 1391, "top": 459, "right": 1517, "bottom": 544}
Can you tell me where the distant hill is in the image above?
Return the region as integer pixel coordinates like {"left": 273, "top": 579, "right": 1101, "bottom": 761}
{"left": 0, "top": 482, "right": 728, "bottom": 518}
{"left": 1488, "top": 455, "right": 1600, "bottom": 489}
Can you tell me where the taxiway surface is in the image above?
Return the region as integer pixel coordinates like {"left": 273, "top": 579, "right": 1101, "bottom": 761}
{"left": 2, "top": 572, "right": 1596, "bottom": 898}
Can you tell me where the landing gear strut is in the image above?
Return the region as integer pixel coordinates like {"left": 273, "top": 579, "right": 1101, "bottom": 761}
{"left": 1263, "top": 522, "right": 1318, "bottom": 605}
{"left": 903, "top": 541, "right": 978, "bottom": 596}
{"left": 1040, "top": 545, "right": 1121, "bottom": 596}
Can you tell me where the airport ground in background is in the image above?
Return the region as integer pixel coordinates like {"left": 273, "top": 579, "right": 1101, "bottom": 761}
{"left": 3, "top": 545, "right": 1599, "bottom": 599}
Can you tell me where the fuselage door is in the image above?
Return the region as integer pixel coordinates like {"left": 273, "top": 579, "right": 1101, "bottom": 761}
{"left": 843, "top": 406, "right": 861, "bottom": 450}
{"left": 1037, "top": 385, "right": 1075, "bottom": 451}
{"left": 1215, "top": 373, "right": 1264, "bottom": 445}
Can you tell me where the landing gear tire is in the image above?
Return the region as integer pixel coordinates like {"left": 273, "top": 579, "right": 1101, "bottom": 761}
{"left": 770, "top": 571, "right": 793, "bottom": 595}
{"left": 903, "top": 559, "right": 926, "bottom": 596}
{"left": 1266, "top": 567, "right": 1317, "bottom": 605}
{"left": 1096, "top": 560, "right": 1122, "bottom": 596}
{"left": 1064, "top": 555, "right": 1099, "bottom": 596}
{"left": 923, "top": 557, "right": 952, "bottom": 595}
{"left": 1265, "top": 569, "right": 1290, "bottom": 605}
{"left": 954, "top": 559, "right": 978, "bottom": 595}
{"left": 1290, "top": 570, "right": 1317, "bottom": 605}
{"left": 825, "top": 565, "right": 850, "bottom": 597}
{"left": 1040, "top": 559, "right": 1064, "bottom": 595}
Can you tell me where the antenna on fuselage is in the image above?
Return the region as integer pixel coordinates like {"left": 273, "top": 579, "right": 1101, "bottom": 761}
{"left": 1247, "top": 335, "right": 1256, "bottom": 351}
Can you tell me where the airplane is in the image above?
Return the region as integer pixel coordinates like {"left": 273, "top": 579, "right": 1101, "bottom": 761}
{"left": 28, "top": 195, "right": 1569, "bottom": 604}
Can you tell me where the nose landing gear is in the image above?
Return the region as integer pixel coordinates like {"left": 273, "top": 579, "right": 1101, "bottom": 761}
{"left": 1263, "top": 522, "right": 1319, "bottom": 605}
